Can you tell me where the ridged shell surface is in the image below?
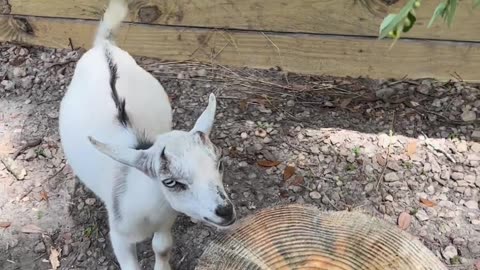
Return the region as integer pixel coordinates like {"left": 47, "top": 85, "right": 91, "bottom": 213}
{"left": 196, "top": 204, "right": 447, "bottom": 270}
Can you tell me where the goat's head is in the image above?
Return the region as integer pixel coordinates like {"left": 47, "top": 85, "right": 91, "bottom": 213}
{"left": 88, "top": 94, "right": 236, "bottom": 228}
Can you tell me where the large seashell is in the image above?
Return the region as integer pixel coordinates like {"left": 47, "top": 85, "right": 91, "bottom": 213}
{"left": 196, "top": 203, "right": 446, "bottom": 270}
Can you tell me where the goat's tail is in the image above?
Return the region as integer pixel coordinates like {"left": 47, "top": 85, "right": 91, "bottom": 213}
{"left": 93, "top": 0, "right": 129, "bottom": 47}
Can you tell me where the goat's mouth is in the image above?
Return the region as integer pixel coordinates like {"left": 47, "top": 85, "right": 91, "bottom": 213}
{"left": 204, "top": 217, "right": 236, "bottom": 228}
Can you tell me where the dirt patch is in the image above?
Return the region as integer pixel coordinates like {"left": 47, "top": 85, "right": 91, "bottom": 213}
{"left": 0, "top": 42, "right": 479, "bottom": 270}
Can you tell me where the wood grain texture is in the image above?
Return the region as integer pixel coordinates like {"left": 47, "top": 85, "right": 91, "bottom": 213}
{"left": 4, "top": 0, "right": 480, "bottom": 42}
{"left": 1, "top": 15, "right": 479, "bottom": 81}
{"left": 196, "top": 204, "right": 447, "bottom": 270}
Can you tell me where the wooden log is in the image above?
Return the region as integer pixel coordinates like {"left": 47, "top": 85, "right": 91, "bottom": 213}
{"left": 1, "top": 15, "right": 479, "bottom": 81}
{"left": 3, "top": 0, "right": 480, "bottom": 42}
{"left": 196, "top": 204, "right": 448, "bottom": 270}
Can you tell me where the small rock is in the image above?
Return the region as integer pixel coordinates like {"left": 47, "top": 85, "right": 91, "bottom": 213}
{"left": 286, "top": 100, "right": 295, "bottom": 107}
{"left": 364, "top": 183, "right": 374, "bottom": 193}
{"left": 47, "top": 112, "right": 59, "bottom": 119}
{"left": 24, "top": 149, "right": 36, "bottom": 160}
{"left": 263, "top": 137, "right": 272, "bottom": 144}
{"left": 415, "top": 209, "right": 429, "bottom": 221}
{"left": 34, "top": 242, "right": 46, "bottom": 253}
{"left": 62, "top": 244, "right": 70, "bottom": 257}
{"left": 240, "top": 132, "right": 248, "bottom": 139}
{"left": 1, "top": 80, "right": 15, "bottom": 91}
{"left": 309, "top": 191, "right": 321, "bottom": 200}
{"left": 196, "top": 69, "right": 207, "bottom": 77}
{"left": 385, "top": 195, "right": 393, "bottom": 202}
{"left": 464, "top": 200, "right": 478, "bottom": 210}
{"left": 457, "top": 180, "right": 468, "bottom": 187}
{"left": 461, "top": 111, "right": 476, "bottom": 122}
{"left": 384, "top": 172, "right": 399, "bottom": 182}
{"left": 456, "top": 141, "right": 468, "bottom": 152}
{"left": 20, "top": 76, "right": 33, "bottom": 89}
{"left": 376, "top": 87, "right": 395, "bottom": 101}
{"left": 472, "top": 130, "right": 480, "bottom": 142}
{"left": 12, "top": 67, "right": 26, "bottom": 78}
{"left": 255, "top": 128, "right": 267, "bottom": 138}
{"left": 451, "top": 172, "right": 464, "bottom": 181}
{"left": 85, "top": 198, "right": 96, "bottom": 205}
{"left": 310, "top": 146, "right": 320, "bottom": 154}
{"left": 465, "top": 175, "right": 476, "bottom": 184}
{"left": 442, "top": 245, "right": 458, "bottom": 261}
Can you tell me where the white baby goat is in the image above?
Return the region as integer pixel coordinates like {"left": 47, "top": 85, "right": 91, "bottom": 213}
{"left": 58, "top": 0, "right": 236, "bottom": 269}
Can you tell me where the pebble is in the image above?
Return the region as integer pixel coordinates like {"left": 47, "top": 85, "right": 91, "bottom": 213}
{"left": 286, "top": 100, "right": 295, "bottom": 107}
{"left": 1, "top": 80, "right": 15, "bottom": 91}
{"left": 451, "top": 172, "right": 464, "bottom": 181}
{"left": 309, "top": 191, "right": 321, "bottom": 200}
{"left": 375, "top": 87, "right": 395, "bottom": 101}
{"left": 240, "top": 132, "right": 248, "bottom": 139}
{"left": 13, "top": 67, "right": 26, "bottom": 78}
{"left": 196, "top": 69, "right": 207, "bottom": 77}
{"left": 464, "top": 200, "right": 478, "bottom": 210}
{"left": 442, "top": 245, "right": 458, "bottom": 261}
{"left": 255, "top": 128, "right": 267, "bottom": 138}
{"left": 85, "top": 198, "right": 96, "bottom": 205}
{"left": 472, "top": 130, "right": 480, "bottom": 142}
{"left": 25, "top": 149, "right": 37, "bottom": 160}
{"left": 461, "top": 110, "right": 476, "bottom": 122}
{"left": 472, "top": 142, "right": 480, "bottom": 152}
{"left": 310, "top": 146, "right": 320, "bottom": 154}
{"left": 384, "top": 172, "right": 399, "bottom": 182}
{"left": 34, "top": 242, "right": 46, "bottom": 253}
{"left": 456, "top": 141, "right": 468, "bottom": 152}
{"left": 385, "top": 195, "right": 393, "bottom": 202}
{"left": 364, "top": 183, "right": 374, "bottom": 193}
{"left": 415, "top": 209, "right": 429, "bottom": 221}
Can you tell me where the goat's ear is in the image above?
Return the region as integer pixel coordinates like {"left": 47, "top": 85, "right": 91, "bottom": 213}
{"left": 191, "top": 93, "right": 216, "bottom": 136}
{"left": 88, "top": 136, "right": 144, "bottom": 169}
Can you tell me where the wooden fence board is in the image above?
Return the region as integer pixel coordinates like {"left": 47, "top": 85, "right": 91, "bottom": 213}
{"left": 3, "top": 0, "right": 480, "bottom": 42}
{"left": 1, "top": 15, "right": 479, "bottom": 81}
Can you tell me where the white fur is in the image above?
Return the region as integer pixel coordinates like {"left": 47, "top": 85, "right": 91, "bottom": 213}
{"left": 58, "top": 1, "right": 236, "bottom": 269}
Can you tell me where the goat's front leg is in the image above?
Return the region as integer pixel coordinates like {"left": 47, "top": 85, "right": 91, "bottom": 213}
{"left": 152, "top": 228, "right": 173, "bottom": 270}
{"left": 110, "top": 230, "right": 141, "bottom": 270}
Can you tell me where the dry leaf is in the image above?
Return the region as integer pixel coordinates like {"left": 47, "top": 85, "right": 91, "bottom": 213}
{"left": 21, "top": 224, "right": 45, "bottom": 234}
{"left": 420, "top": 198, "right": 437, "bottom": 207}
{"left": 375, "top": 154, "right": 387, "bottom": 167}
{"left": 40, "top": 191, "right": 49, "bottom": 202}
{"left": 49, "top": 247, "right": 61, "bottom": 270}
{"left": 239, "top": 99, "right": 248, "bottom": 111}
{"left": 257, "top": 160, "right": 281, "bottom": 167}
{"left": 291, "top": 175, "right": 304, "bottom": 186}
{"left": 474, "top": 260, "right": 480, "bottom": 270}
{"left": 397, "top": 212, "right": 411, "bottom": 230}
{"left": 283, "top": 166, "right": 296, "bottom": 181}
{"left": 0, "top": 221, "right": 11, "bottom": 229}
{"left": 340, "top": 98, "right": 352, "bottom": 109}
{"left": 406, "top": 141, "right": 417, "bottom": 157}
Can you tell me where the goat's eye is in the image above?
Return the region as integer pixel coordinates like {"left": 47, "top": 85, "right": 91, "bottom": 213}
{"left": 162, "top": 178, "right": 177, "bottom": 188}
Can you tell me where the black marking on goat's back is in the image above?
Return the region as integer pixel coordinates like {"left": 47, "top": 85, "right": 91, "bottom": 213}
{"left": 104, "top": 47, "right": 129, "bottom": 127}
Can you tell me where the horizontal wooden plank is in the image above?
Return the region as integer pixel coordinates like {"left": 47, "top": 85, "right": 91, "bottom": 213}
{"left": 3, "top": 0, "right": 480, "bottom": 42}
{"left": 1, "top": 15, "right": 479, "bottom": 81}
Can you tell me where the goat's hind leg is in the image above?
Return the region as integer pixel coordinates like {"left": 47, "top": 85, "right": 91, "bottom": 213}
{"left": 152, "top": 228, "right": 173, "bottom": 270}
{"left": 110, "top": 229, "right": 141, "bottom": 270}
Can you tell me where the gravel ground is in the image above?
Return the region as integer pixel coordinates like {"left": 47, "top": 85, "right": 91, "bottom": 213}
{"left": 0, "top": 42, "right": 479, "bottom": 270}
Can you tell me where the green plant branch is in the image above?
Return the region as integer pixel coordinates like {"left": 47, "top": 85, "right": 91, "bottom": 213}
{"left": 379, "top": 0, "right": 479, "bottom": 47}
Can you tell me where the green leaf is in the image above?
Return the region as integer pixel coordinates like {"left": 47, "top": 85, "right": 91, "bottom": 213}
{"left": 446, "top": 0, "right": 458, "bottom": 26}
{"left": 428, "top": 2, "right": 447, "bottom": 28}
{"left": 379, "top": 0, "right": 418, "bottom": 39}
{"left": 402, "top": 12, "right": 417, "bottom": 33}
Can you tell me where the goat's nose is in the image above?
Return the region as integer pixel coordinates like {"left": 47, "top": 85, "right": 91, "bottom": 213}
{"left": 215, "top": 203, "right": 234, "bottom": 219}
